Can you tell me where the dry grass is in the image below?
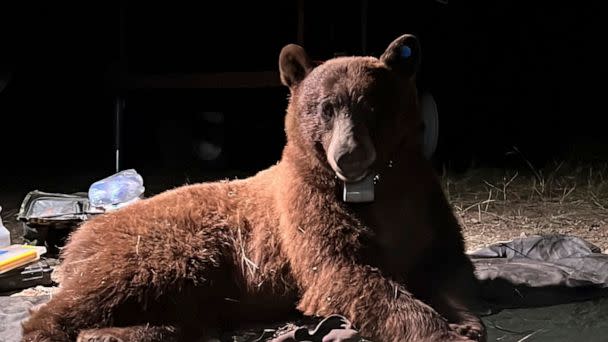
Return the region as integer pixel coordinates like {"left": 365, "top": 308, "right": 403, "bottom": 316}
{"left": 442, "top": 159, "right": 608, "bottom": 253}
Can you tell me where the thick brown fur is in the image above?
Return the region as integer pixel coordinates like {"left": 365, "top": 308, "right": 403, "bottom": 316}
{"left": 21, "top": 34, "right": 486, "bottom": 342}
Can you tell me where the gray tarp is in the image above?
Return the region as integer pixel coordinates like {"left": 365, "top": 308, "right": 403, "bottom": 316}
{"left": 471, "top": 234, "right": 608, "bottom": 309}
{"left": 2, "top": 234, "right": 608, "bottom": 341}
{"left": 0, "top": 295, "right": 49, "bottom": 342}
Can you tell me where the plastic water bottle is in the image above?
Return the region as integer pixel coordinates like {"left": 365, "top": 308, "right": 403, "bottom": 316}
{"left": 88, "top": 169, "right": 145, "bottom": 208}
{"left": 0, "top": 206, "right": 11, "bottom": 247}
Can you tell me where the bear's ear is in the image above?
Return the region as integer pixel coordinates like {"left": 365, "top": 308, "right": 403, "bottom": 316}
{"left": 380, "top": 34, "right": 421, "bottom": 79}
{"left": 279, "top": 44, "right": 314, "bottom": 88}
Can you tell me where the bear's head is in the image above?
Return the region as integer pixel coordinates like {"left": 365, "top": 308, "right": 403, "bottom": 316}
{"left": 279, "top": 34, "right": 423, "bottom": 184}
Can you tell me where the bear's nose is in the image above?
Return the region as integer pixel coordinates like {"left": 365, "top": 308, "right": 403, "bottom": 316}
{"left": 336, "top": 148, "right": 367, "bottom": 172}
{"left": 335, "top": 146, "right": 375, "bottom": 180}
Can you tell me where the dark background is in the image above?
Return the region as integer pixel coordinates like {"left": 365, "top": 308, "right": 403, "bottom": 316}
{"left": 0, "top": 1, "right": 606, "bottom": 197}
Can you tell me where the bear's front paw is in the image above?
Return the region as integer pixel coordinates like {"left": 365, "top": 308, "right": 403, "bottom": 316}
{"left": 21, "top": 331, "right": 54, "bottom": 342}
{"left": 77, "top": 329, "right": 123, "bottom": 342}
{"left": 449, "top": 323, "right": 485, "bottom": 342}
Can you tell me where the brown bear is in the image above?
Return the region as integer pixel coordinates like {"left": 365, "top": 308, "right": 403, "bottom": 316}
{"left": 21, "top": 34, "right": 486, "bottom": 342}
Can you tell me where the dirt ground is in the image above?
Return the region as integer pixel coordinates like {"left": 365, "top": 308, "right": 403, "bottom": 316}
{"left": 445, "top": 162, "right": 608, "bottom": 253}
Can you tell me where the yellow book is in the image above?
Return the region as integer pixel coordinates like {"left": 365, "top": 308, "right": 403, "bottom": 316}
{"left": 0, "top": 245, "right": 46, "bottom": 274}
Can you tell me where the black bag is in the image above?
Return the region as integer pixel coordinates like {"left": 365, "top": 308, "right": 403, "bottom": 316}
{"left": 0, "top": 258, "right": 58, "bottom": 293}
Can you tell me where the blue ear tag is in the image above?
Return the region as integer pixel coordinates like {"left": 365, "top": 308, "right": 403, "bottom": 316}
{"left": 400, "top": 45, "right": 412, "bottom": 59}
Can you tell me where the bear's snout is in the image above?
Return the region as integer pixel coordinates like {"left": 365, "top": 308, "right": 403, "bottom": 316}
{"left": 334, "top": 146, "right": 375, "bottom": 182}
{"left": 327, "top": 119, "right": 376, "bottom": 182}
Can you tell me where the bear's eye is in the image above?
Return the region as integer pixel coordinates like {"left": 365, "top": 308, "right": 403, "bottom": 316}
{"left": 319, "top": 102, "right": 334, "bottom": 122}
